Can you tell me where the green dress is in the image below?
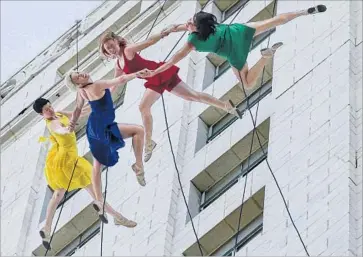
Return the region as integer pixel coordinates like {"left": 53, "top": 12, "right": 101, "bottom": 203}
{"left": 187, "top": 23, "right": 256, "bottom": 70}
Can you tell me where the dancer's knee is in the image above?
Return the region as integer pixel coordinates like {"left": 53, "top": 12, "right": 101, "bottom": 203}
{"left": 139, "top": 103, "right": 151, "bottom": 116}
{"left": 52, "top": 190, "right": 65, "bottom": 202}
{"left": 135, "top": 125, "right": 145, "bottom": 138}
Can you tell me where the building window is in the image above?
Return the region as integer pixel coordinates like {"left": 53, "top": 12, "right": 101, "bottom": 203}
{"left": 58, "top": 221, "right": 100, "bottom": 256}
{"left": 221, "top": 0, "right": 250, "bottom": 22}
{"left": 33, "top": 204, "right": 101, "bottom": 256}
{"left": 213, "top": 28, "right": 276, "bottom": 80}
{"left": 200, "top": 143, "right": 267, "bottom": 211}
{"left": 188, "top": 119, "right": 270, "bottom": 221}
{"left": 212, "top": 214, "right": 263, "bottom": 256}
{"left": 207, "top": 79, "right": 272, "bottom": 143}
{"left": 183, "top": 187, "right": 265, "bottom": 256}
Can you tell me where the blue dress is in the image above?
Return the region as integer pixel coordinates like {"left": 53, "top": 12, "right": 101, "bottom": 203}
{"left": 86, "top": 89, "right": 125, "bottom": 167}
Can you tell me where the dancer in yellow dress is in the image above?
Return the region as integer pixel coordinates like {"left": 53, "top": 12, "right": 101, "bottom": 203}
{"left": 33, "top": 98, "right": 136, "bottom": 250}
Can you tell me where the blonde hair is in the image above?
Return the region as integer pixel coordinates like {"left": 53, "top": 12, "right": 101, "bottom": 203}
{"left": 99, "top": 30, "right": 127, "bottom": 58}
{"left": 64, "top": 69, "right": 78, "bottom": 92}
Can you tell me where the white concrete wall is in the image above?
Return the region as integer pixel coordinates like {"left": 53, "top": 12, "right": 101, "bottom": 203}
{"left": 1, "top": 0, "right": 362, "bottom": 256}
{"left": 171, "top": 1, "right": 362, "bottom": 257}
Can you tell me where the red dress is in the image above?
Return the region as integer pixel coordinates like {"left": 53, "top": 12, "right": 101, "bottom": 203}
{"left": 118, "top": 51, "right": 181, "bottom": 94}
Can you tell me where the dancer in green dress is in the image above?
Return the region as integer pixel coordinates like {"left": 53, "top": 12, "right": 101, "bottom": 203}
{"left": 141, "top": 5, "right": 327, "bottom": 89}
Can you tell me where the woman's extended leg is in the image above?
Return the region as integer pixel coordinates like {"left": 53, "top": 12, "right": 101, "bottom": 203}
{"left": 246, "top": 5, "right": 327, "bottom": 37}
{"left": 171, "top": 81, "right": 241, "bottom": 118}
{"left": 85, "top": 184, "right": 136, "bottom": 228}
{"left": 39, "top": 189, "right": 66, "bottom": 249}
{"left": 91, "top": 159, "right": 103, "bottom": 202}
{"left": 139, "top": 89, "right": 160, "bottom": 162}
{"left": 233, "top": 41, "right": 283, "bottom": 89}
{"left": 117, "top": 123, "right": 146, "bottom": 186}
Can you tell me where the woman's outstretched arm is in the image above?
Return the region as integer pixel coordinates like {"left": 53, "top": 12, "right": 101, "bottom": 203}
{"left": 124, "top": 26, "right": 175, "bottom": 54}
{"left": 145, "top": 42, "right": 193, "bottom": 77}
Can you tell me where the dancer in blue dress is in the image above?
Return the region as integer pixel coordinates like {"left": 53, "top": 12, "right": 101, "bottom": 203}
{"left": 65, "top": 69, "right": 147, "bottom": 224}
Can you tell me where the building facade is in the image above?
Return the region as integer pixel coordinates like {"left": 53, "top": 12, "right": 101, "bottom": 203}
{"left": 1, "top": 0, "right": 362, "bottom": 256}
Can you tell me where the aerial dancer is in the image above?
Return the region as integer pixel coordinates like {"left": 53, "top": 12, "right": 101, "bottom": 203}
{"left": 99, "top": 29, "right": 242, "bottom": 163}
{"left": 141, "top": 5, "right": 327, "bottom": 89}
{"left": 33, "top": 98, "right": 137, "bottom": 250}
{"left": 65, "top": 69, "right": 148, "bottom": 219}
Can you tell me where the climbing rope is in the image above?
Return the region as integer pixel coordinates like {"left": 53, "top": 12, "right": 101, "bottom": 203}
{"left": 155, "top": 0, "right": 309, "bottom": 256}
{"left": 228, "top": 1, "right": 310, "bottom": 255}
{"left": 230, "top": 0, "right": 276, "bottom": 254}
{"left": 44, "top": 20, "right": 82, "bottom": 256}
{"left": 45, "top": 1, "right": 310, "bottom": 256}
{"left": 158, "top": 1, "right": 216, "bottom": 255}
{"left": 99, "top": 0, "right": 168, "bottom": 255}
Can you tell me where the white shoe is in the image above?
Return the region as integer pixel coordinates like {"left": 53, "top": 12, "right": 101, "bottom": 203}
{"left": 132, "top": 163, "right": 146, "bottom": 186}
{"left": 114, "top": 214, "right": 137, "bottom": 228}
{"left": 144, "top": 140, "right": 157, "bottom": 162}
{"left": 260, "top": 42, "right": 284, "bottom": 58}
{"left": 225, "top": 100, "right": 242, "bottom": 119}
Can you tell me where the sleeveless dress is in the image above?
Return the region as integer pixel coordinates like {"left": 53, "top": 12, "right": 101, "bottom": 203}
{"left": 117, "top": 51, "right": 181, "bottom": 94}
{"left": 187, "top": 23, "right": 256, "bottom": 70}
{"left": 86, "top": 88, "right": 125, "bottom": 167}
{"left": 39, "top": 113, "right": 92, "bottom": 191}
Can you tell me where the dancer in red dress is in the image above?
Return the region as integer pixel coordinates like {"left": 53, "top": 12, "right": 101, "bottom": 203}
{"left": 100, "top": 29, "right": 241, "bottom": 162}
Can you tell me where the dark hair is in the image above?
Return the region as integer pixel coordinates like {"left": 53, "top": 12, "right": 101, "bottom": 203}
{"left": 193, "top": 11, "right": 218, "bottom": 41}
{"left": 33, "top": 98, "right": 50, "bottom": 114}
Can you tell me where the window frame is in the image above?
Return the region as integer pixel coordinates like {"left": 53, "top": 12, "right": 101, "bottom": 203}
{"left": 200, "top": 143, "right": 268, "bottom": 211}
{"left": 207, "top": 79, "right": 272, "bottom": 143}
{"left": 57, "top": 221, "right": 101, "bottom": 256}
{"left": 221, "top": 0, "right": 250, "bottom": 22}
{"left": 213, "top": 214, "right": 263, "bottom": 256}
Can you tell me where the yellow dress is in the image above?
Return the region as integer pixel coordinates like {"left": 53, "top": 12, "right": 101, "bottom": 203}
{"left": 39, "top": 113, "right": 92, "bottom": 191}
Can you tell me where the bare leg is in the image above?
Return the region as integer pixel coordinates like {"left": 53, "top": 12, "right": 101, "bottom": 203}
{"left": 246, "top": 9, "right": 317, "bottom": 37}
{"left": 139, "top": 89, "right": 160, "bottom": 144}
{"left": 85, "top": 184, "right": 119, "bottom": 217}
{"left": 171, "top": 81, "right": 231, "bottom": 110}
{"left": 139, "top": 89, "right": 160, "bottom": 162}
{"left": 117, "top": 123, "right": 145, "bottom": 168}
{"left": 92, "top": 159, "right": 103, "bottom": 202}
{"left": 85, "top": 184, "right": 137, "bottom": 228}
{"left": 43, "top": 189, "right": 66, "bottom": 231}
{"left": 233, "top": 59, "right": 269, "bottom": 90}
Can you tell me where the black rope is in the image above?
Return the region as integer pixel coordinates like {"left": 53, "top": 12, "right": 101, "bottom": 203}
{"left": 44, "top": 160, "right": 78, "bottom": 256}
{"left": 140, "top": 0, "right": 167, "bottom": 54}
{"left": 44, "top": 20, "right": 81, "bottom": 256}
{"left": 99, "top": 0, "right": 168, "bottom": 255}
{"left": 157, "top": 1, "right": 216, "bottom": 255}
{"left": 155, "top": 0, "right": 309, "bottom": 255}
{"left": 100, "top": 166, "right": 108, "bottom": 256}
{"left": 228, "top": 1, "right": 310, "bottom": 255}
{"left": 230, "top": 0, "right": 274, "bottom": 253}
